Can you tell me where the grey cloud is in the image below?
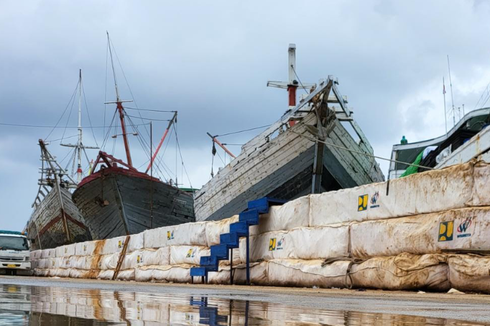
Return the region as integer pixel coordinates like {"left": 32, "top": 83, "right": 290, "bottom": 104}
{"left": 1, "top": 0, "right": 490, "bottom": 231}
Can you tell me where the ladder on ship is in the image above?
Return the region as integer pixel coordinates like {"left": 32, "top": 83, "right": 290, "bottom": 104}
{"left": 190, "top": 197, "right": 286, "bottom": 285}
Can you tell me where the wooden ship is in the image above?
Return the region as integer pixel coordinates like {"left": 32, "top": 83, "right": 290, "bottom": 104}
{"left": 194, "top": 44, "right": 385, "bottom": 221}
{"left": 27, "top": 140, "right": 93, "bottom": 250}
{"left": 72, "top": 35, "right": 194, "bottom": 240}
{"left": 27, "top": 71, "right": 94, "bottom": 249}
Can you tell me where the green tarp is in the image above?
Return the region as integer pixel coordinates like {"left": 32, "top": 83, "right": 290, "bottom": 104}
{"left": 400, "top": 150, "right": 424, "bottom": 178}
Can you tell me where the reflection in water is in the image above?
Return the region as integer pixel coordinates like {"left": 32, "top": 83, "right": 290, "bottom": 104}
{"left": 0, "top": 284, "right": 486, "bottom": 325}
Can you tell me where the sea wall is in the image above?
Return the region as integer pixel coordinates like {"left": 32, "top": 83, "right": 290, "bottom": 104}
{"left": 30, "top": 160, "right": 490, "bottom": 293}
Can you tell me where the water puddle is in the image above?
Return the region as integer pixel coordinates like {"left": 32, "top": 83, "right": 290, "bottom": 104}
{"left": 0, "top": 283, "right": 488, "bottom": 325}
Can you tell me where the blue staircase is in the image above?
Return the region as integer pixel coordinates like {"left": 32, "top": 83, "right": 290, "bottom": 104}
{"left": 189, "top": 297, "right": 228, "bottom": 325}
{"left": 190, "top": 197, "right": 286, "bottom": 285}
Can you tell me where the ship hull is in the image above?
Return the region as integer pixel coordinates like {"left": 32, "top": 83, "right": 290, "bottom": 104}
{"left": 72, "top": 168, "right": 195, "bottom": 240}
{"left": 27, "top": 187, "right": 92, "bottom": 250}
{"left": 194, "top": 111, "right": 385, "bottom": 221}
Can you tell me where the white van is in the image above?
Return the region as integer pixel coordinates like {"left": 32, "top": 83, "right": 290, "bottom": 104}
{"left": 0, "top": 231, "right": 31, "bottom": 275}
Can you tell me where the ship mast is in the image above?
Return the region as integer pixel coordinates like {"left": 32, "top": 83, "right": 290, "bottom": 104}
{"left": 77, "top": 69, "right": 83, "bottom": 182}
{"left": 106, "top": 32, "right": 134, "bottom": 167}
{"left": 267, "top": 44, "right": 315, "bottom": 108}
{"left": 61, "top": 69, "right": 98, "bottom": 181}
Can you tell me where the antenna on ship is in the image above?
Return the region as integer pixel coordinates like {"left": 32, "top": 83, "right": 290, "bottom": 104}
{"left": 60, "top": 69, "right": 99, "bottom": 182}
{"left": 267, "top": 44, "right": 315, "bottom": 108}
{"left": 443, "top": 76, "right": 448, "bottom": 136}
{"left": 447, "top": 55, "right": 456, "bottom": 126}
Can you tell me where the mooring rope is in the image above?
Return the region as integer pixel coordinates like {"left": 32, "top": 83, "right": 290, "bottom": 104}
{"left": 290, "top": 130, "right": 434, "bottom": 171}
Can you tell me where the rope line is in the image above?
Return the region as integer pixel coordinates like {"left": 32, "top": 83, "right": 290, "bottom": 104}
{"left": 125, "top": 115, "right": 171, "bottom": 122}
{"left": 291, "top": 65, "right": 310, "bottom": 95}
{"left": 101, "top": 110, "right": 118, "bottom": 149}
{"left": 125, "top": 107, "right": 177, "bottom": 113}
{"left": 44, "top": 82, "right": 79, "bottom": 141}
{"left": 175, "top": 124, "right": 193, "bottom": 188}
{"left": 109, "top": 37, "right": 151, "bottom": 141}
{"left": 216, "top": 124, "right": 271, "bottom": 137}
{"left": 48, "top": 134, "right": 78, "bottom": 143}
{"left": 81, "top": 83, "right": 100, "bottom": 148}
{"left": 60, "top": 89, "right": 77, "bottom": 143}
{"left": 0, "top": 122, "right": 149, "bottom": 129}
{"left": 290, "top": 130, "right": 434, "bottom": 170}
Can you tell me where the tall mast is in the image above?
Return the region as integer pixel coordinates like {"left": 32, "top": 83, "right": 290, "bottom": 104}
{"left": 77, "top": 69, "right": 83, "bottom": 182}
{"left": 267, "top": 44, "right": 315, "bottom": 108}
{"left": 61, "top": 70, "right": 99, "bottom": 181}
{"left": 287, "top": 44, "right": 297, "bottom": 107}
{"left": 106, "top": 31, "right": 133, "bottom": 167}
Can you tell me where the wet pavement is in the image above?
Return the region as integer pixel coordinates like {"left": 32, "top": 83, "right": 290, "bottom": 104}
{"left": 1, "top": 276, "right": 490, "bottom": 325}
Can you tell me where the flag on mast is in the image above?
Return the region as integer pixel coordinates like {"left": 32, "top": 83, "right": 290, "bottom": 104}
{"left": 443, "top": 77, "right": 446, "bottom": 94}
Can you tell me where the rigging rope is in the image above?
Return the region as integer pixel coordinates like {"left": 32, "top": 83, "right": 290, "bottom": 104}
{"left": 64, "top": 148, "right": 77, "bottom": 173}
{"left": 473, "top": 82, "right": 490, "bottom": 111}
{"left": 215, "top": 149, "right": 226, "bottom": 166}
{"left": 290, "top": 130, "right": 434, "bottom": 170}
{"left": 291, "top": 65, "right": 310, "bottom": 95}
{"left": 216, "top": 124, "right": 271, "bottom": 137}
{"left": 0, "top": 121, "right": 148, "bottom": 129}
{"left": 154, "top": 126, "right": 175, "bottom": 178}
{"left": 82, "top": 148, "right": 92, "bottom": 170}
{"left": 175, "top": 124, "right": 193, "bottom": 188}
{"left": 48, "top": 134, "right": 78, "bottom": 143}
{"left": 81, "top": 83, "right": 100, "bottom": 148}
{"left": 44, "top": 82, "right": 79, "bottom": 141}
{"left": 109, "top": 37, "right": 152, "bottom": 142}
{"left": 125, "top": 115, "right": 171, "bottom": 122}
{"left": 101, "top": 110, "right": 118, "bottom": 149}
{"left": 125, "top": 114, "right": 168, "bottom": 181}
{"left": 60, "top": 87, "right": 77, "bottom": 144}
{"left": 126, "top": 112, "right": 172, "bottom": 182}
{"left": 59, "top": 147, "right": 75, "bottom": 166}
{"left": 125, "top": 107, "right": 177, "bottom": 113}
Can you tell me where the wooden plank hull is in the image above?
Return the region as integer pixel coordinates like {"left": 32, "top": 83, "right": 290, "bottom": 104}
{"left": 27, "top": 187, "right": 92, "bottom": 250}
{"left": 72, "top": 169, "right": 195, "bottom": 240}
{"left": 194, "top": 111, "right": 385, "bottom": 221}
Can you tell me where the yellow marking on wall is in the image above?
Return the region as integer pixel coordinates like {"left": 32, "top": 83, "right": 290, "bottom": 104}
{"left": 269, "top": 238, "right": 277, "bottom": 251}
{"left": 438, "top": 221, "right": 454, "bottom": 242}
{"left": 358, "top": 194, "right": 368, "bottom": 211}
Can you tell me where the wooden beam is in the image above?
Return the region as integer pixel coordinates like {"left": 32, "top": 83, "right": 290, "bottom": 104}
{"left": 113, "top": 235, "right": 131, "bottom": 280}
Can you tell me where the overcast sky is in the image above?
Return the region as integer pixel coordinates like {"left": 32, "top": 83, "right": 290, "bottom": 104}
{"left": 1, "top": 0, "right": 490, "bottom": 231}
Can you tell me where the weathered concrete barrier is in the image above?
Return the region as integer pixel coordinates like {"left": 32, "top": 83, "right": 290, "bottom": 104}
{"left": 351, "top": 207, "right": 490, "bottom": 258}
{"left": 30, "top": 161, "right": 490, "bottom": 294}
{"left": 350, "top": 253, "right": 450, "bottom": 291}
{"left": 447, "top": 254, "right": 490, "bottom": 293}
{"left": 310, "top": 161, "right": 479, "bottom": 227}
